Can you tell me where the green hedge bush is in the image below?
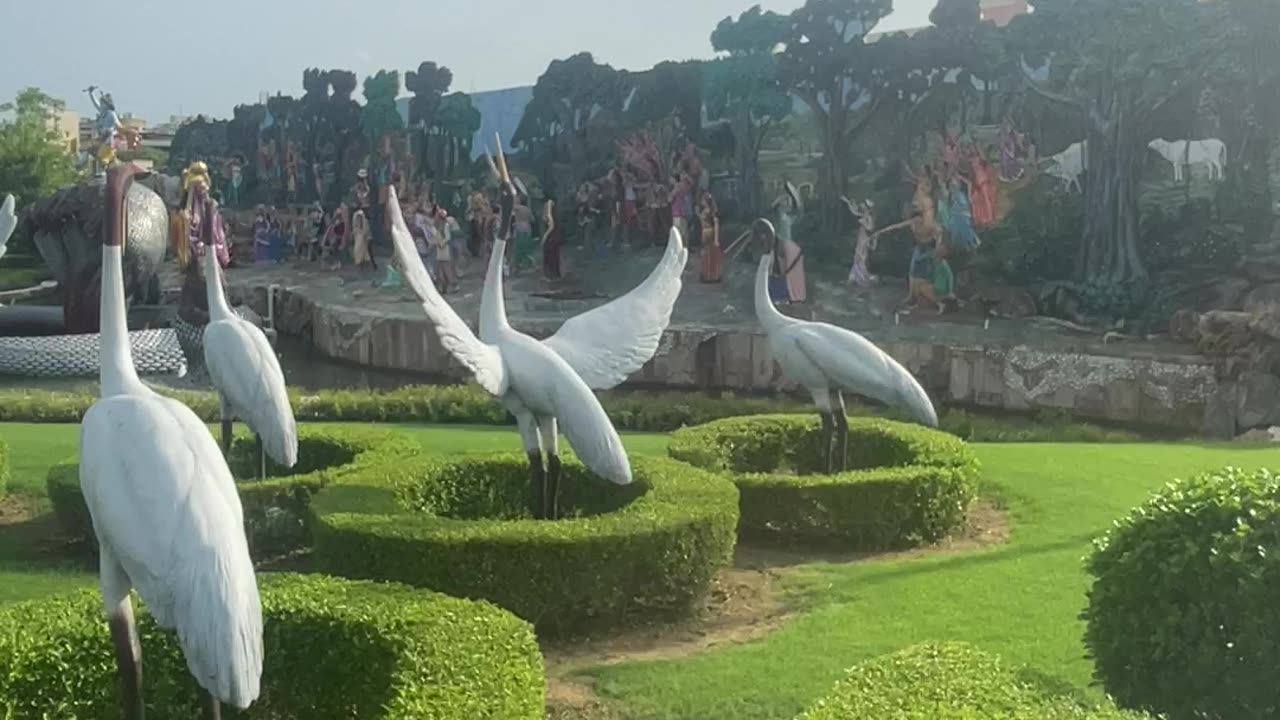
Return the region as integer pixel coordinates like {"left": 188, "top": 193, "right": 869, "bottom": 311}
{"left": 796, "top": 643, "right": 1149, "bottom": 720}
{"left": 46, "top": 427, "right": 418, "bottom": 558}
{"left": 669, "top": 415, "right": 979, "bottom": 549}
{"left": 311, "top": 453, "right": 739, "bottom": 635}
{"left": 0, "top": 386, "right": 1144, "bottom": 441}
{"left": 0, "top": 385, "right": 803, "bottom": 431}
{"left": 1084, "top": 466, "right": 1280, "bottom": 720}
{"left": 0, "top": 573, "right": 544, "bottom": 719}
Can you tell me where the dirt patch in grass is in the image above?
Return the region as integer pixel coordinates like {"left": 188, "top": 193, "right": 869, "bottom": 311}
{"left": 543, "top": 498, "right": 1010, "bottom": 719}
{"left": 543, "top": 555, "right": 790, "bottom": 719}
{"left": 0, "top": 493, "right": 40, "bottom": 526}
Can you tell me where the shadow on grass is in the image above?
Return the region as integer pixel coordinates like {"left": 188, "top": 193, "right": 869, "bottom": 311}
{"left": 782, "top": 532, "right": 1102, "bottom": 598}
{"left": 0, "top": 502, "right": 94, "bottom": 573}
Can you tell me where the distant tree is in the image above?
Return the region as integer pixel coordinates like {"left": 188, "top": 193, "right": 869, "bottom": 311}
{"left": 168, "top": 115, "right": 230, "bottom": 174}
{"left": 1213, "top": 0, "right": 1280, "bottom": 239}
{"left": 514, "top": 52, "right": 627, "bottom": 182}
{"left": 325, "top": 70, "right": 363, "bottom": 205}
{"left": 431, "top": 92, "right": 481, "bottom": 178}
{"left": 628, "top": 60, "right": 705, "bottom": 136}
{"left": 405, "top": 62, "right": 454, "bottom": 180}
{"left": 405, "top": 62, "right": 453, "bottom": 130}
{"left": 1013, "top": 0, "right": 1216, "bottom": 285}
{"left": 0, "top": 88, "right": 80, "bottom": 208}
{"left": 779, "top": 0, "right": 894, "bottom": 227}
{"left": 117, "top": 147, "right": 169, "bottom": 168}
{"left": 362, "top": 70, "right": 404, "bottom": 144}
{"left": 705, "top": 4, "right": 792, "bottom": 214}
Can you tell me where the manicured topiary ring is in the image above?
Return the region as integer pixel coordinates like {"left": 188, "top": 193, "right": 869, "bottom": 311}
{"left": 669, "top": 415, "right": 979, "bottom": 550}
{"left": 45, "top": 427, "right": 419, "bottom": 558}
{"left": 0, "top": 573, "right": 544, "bottom": 719}
{"left": 310, "top": 453, "right": 740, "bottom": 635}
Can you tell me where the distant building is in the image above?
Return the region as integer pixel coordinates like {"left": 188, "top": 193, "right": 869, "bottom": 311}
{"left": 53, "top": 110, "right": 79, "bottom": 155}
{"left": 149, "top": 115, "right": 192, "bottom": 135}
{"left": 396, "top": 86, "right": 534, "bottom": 160}
{"left": 980, "top": 0, "right": 1029, "bottom": 26}
{"left": 118, "top": 113, "right": 146, "bottom": 134}
{"left": 867, "top": 0, "right": 1029, "bottom": 42}
{"left": 78, "top": 117, "right": 96, "bottom": 149}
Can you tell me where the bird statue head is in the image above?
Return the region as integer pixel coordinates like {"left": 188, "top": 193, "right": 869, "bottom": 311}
{"left": 485, "top": 133, "right": 517, "bottom": 243}
{"left": 0, "top": 195, "right": 16, "bottom": 260}
{"left": 752, "top": 218, "right": 777, "bottom": 257}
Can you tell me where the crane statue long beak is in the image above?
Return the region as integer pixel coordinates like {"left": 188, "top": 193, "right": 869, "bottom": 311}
{"left": 484, "top": 147, "right": 500, "bottom": 183}
{"left": 492, "top": 132, "right": 516, "bottom": 242}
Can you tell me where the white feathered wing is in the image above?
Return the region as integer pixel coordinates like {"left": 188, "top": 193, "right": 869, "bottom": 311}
{"left": 386, "top": 187, "right": 507, "bottom": 396}
{"left": 791, "top": 324, "right": 938, "bottom": 427}
{"left": 543, "top": 227, "right": 688, "bottom": 389}
{"left": 204, "top": 317, "right": 298, "bottom": 466}
{"left": 80, "top": 393, "right": 263, "bottom": 707}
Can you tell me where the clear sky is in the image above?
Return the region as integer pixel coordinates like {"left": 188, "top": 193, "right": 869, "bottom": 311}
{"left": 0, "top": 0, "right": 936, "bottom": 123}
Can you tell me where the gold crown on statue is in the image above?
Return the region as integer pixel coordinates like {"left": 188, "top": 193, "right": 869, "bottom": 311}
{"left": 182, "top": 161, "right": 212, "bottom": 193}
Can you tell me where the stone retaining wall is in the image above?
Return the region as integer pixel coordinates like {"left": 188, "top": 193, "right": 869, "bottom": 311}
{"left": 227, "top": 285, "right": 1217, "bottom": 433}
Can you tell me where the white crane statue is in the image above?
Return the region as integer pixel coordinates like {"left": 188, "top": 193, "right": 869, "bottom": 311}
{"left": 78, "top": 164, "right": 262, "bottom": 720}
{"left": 752, "top": 218, "right": 938, "bottom": 472}
{"left": 387, "top": 136, "right": 688, "bottom": 519}
{"left": 0, "top": 194, "right": 16, "bottom": 263}
{"left": 196, "top": 198, "right": 298, "bottom": 477}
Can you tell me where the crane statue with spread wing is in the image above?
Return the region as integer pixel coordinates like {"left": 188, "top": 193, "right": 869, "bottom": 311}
{"left": 388, "top": 134, "right": 688, "bottom": 519}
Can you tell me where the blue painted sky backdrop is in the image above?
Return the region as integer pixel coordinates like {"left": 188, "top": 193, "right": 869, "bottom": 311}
{"left": 0, "top": 0, "right": 935, "bottom": 123}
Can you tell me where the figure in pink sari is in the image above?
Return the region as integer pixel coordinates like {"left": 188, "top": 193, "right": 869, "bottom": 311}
{"left": 968, "top": 147, "right": 999, "bottom": 228}
{"left": 771, "top": 189, "right": 807, "bottom": 303}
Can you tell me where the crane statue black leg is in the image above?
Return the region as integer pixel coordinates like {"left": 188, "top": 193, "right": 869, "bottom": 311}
{"left": 255, "top": 433, "right": 266, "bottom": 480}
{"left": 202, "top": 690, "right": 221, "bottom": 720}
{"left": 218, "top": 397, "right": 233, "bottom": 457}
{"left": 538, "top": 418, "right": 562, "bottom": 520}
{"left": 545, "top": 453, "right": 562, "bottom": 520}
{"left": 103, "top": 558, "right": 144, "bottom": 720}
{"left": 528, "top": 450, "right": 547, "bottom": 520}
{"left": 220, "top": 418, "right": 233, "bottom": 456}
{"left": 109, "top": 611, "right": 144, "bottom": 720}
{"left": 831, "top": 390, "right": 849, "bottom": 473}
{"left": 819, "top": 411, "right": 836, "bottom": 474}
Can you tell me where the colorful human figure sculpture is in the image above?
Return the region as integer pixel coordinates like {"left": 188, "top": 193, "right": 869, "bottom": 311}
{"left": 173, "top": 162, "right": 233, "bottom": 360}
{"left": 86, "top": 87, "right": 128, "bottom": 173}
{"left": 842, "top": 196, "right": 877, "bottom": 288}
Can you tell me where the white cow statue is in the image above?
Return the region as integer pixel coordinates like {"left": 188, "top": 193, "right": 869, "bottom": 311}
{"left": 1148, "top": 138, "right": 1227, "bottom": 183}
{"left": 1044, "top": 141, "right": 1087, "bottom": 194}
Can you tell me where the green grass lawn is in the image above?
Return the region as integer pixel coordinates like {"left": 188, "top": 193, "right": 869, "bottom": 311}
{"left": 1, "top": 422, "right": 1275, "bottom": 720}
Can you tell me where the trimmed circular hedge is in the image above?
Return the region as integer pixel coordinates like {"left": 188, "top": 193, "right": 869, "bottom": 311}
{"left": 0, "top": 573, "right": 543, "bottom": 719}
{"left": 46, "top": 427, "right": 419, "bottom": 559}
{"left": 1085, "top": 466, "right": 1280, "bottom": 720}
{"left": 310, "top": 453, "right": 740, "bottom": 635}
{"left": 669, "top": 415, "right": 979, "bottom": 549}
{"left": 796, "top": 643, "right": 1146, "bottom": 720}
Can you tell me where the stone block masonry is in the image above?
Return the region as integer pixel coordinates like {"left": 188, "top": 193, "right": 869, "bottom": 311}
{"left": 225, "top": 282, "right": 1217, "bottom": 434}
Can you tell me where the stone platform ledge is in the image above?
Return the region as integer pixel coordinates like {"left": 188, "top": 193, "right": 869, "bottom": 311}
{"left": 217, "top": 274, "right": 1215, "bottom": 433}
